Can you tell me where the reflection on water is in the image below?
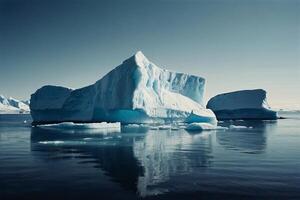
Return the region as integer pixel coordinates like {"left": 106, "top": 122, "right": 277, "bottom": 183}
{"left": 26, "top": 119, "right": 300, "bottom": 199}
{"left": 134, "top": 131, "right": 213, "bottom": 196}
{"left": 31, "top": 127, "right": 142, "bottom": 192}
{"left": 216, "top": 120, "right": 276, "bottom": 154}
{"left": 31, "top": 127, "right": 213, "bottom": 197}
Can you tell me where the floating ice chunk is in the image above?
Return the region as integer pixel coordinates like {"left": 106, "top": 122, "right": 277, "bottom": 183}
{"left": 123, "top": 124, "right": 150, "bottom": 129}
{"left": 123, "top": 124, "right": 140, "bottom": 128}
{"left": 229, "top": 125, "right": 253, "bottom": 130}
{"left": 158, "top": 125, "right": 172, "bottom": 130}
{"left": 177, "top": 124, "right": 188, "bottom": 129}
{"left": 103, "top": 136, "right": 113, "bottom": 140}
{"left": 149, "top": 126, "right": 159, "bottom": 130}
{"left": 185, "top": 123, "right": 217, "bottom": 131}
{"left": 122, "top": 123, "right": 150, "bottom": 133}
{"left": 38, "top": 141, "right": 64, "bottom": 145}
{"left": 185, "top": 123, "right": 228, "bottom": 131}
{"left": 36, "top": 122, "right": 121, "bottom": 134}
{"left": 37, "top": 122, "right": 121, "bottom": 129}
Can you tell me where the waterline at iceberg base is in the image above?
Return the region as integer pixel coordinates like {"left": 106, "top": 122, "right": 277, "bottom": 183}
{"left": 30, "top": 51, "right": 216, "bottom": 126}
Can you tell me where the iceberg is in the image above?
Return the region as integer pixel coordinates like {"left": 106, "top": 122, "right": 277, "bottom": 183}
{"left": 0, "top": 95, "right": 30, "bottom": 114}
{"left": 30, "top": 51, "right": 216, "bottom": 125}
{"left": 207, "top": 89, "right": 278, "bottom": 120}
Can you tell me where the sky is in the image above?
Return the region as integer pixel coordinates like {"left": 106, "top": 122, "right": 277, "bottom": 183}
{"left": 0, "top": 0, "right": 299, "bottom": 109}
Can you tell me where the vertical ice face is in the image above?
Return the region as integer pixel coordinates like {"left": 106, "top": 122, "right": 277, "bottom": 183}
{"left": 30, "top": 51, "right": 216, "bottom": 124}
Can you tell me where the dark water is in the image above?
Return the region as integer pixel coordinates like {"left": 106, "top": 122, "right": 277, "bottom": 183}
{"left": 0, "top": 114, "right": 300, "bottom": 200}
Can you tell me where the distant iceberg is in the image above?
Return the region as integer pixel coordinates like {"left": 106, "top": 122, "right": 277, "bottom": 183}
{"left": 207, "top": 89, "right": 278, "bottom": 120}
{"left": 0, "top": 95, "right": 30, "bottom": 114}
{"left": 30, "top": 51, "right": 216, "bottom": 125}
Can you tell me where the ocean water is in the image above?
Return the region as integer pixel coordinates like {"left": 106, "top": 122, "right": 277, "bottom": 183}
{"left": 0, "top": 114, "right": 299, "bottom": 200}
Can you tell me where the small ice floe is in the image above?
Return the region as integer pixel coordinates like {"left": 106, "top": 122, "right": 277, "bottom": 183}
{"left": 149, "top": 126, "right": 159, "bottom": 130}
{"left": 158, "top": 125, "right": 172, "bottom": 130}
{"left": 185, "top": 123, "right": 228, "bottom": 131}
{"left": 38, "top": 141, "right": 64, "bottom": 145}
{"left": 37, "top": 122, "right": 120, "bottom": 129}
{"left": 229, "top": 125, "right": 253, "bottom": 130}
{"left": 23, "top": 120, "right": 27, "bottom": 124}
{"left": 123, "top": 124, "right": 140, "bottom": 128}
{"left": 122, "top": 124, "right": 150, "bottom": 133}
{"left": 178, "top": 125, "right": 187, "bottom": 129}
{"left": 123, "top": 124, "right": 149, "bottom": 129}
{"left": 103, "top": 136, "right": 113, "bottom": 140}
{"left": 36, "top": 122, "right": 121, "bottom": 134}
{"left": 185, "top": 123, "right": 217, "bottom": 131}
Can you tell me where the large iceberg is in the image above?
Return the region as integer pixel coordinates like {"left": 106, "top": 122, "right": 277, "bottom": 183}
{"left": 0, "top": 95, "right": 29, "bottom": 114}
{"left": 30, "top": 51, "right": 216, "bottom": 125}
{"left": 207, "top": 89, "right": 278, "bottom": 120}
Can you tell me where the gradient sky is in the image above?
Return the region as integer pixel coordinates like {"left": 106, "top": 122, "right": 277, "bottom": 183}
{"left": 0, "top": 0, "right": 299, "bottom": 108}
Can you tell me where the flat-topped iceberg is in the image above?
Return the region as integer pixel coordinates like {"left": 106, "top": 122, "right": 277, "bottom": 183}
{"left": 30, "top": 51, "right": 216, "bottom": 125}
{"left": 207, "top": 89, "right": 278, "bottom": 120}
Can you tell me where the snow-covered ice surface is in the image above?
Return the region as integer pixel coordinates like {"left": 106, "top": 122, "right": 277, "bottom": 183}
{"left": 30, "top": 51, "right": 216, "bottom": 125}
{"left": 0, "top": 95, "right": 30, "bottom": 114}
{"left": 207, "top": 89, "right": 277, "bottom": 120}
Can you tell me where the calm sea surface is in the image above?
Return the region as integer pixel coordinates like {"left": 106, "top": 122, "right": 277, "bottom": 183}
{"left": 0, "top": 113, "right": 299, "bottom": 200}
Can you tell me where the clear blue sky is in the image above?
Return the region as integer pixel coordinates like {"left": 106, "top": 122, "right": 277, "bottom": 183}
{"left": 0, "top": 0, "right": 299, "bottom": 108}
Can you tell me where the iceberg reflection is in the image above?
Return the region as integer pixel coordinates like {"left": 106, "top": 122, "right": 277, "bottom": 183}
{"left": 216, "top": 120, "right": 276, "bottom": 153}
{"left": 133, "top": 130, "right": 213, "bottom": 196}
{"left": 31, "top": 127, "right": 214, "bottom": 197}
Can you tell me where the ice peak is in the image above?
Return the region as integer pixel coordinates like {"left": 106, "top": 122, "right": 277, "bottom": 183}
{"left": 134, "top": 50, "right": 146, "bottom": 59}
{"left": 137, "top": 52, "right": 152, "bottom": 69}
{"left": 134, "top": 51, "right": 149, "bottom": 65}
{"left": 123, "top": 51, "right": 150, "bottom": 68}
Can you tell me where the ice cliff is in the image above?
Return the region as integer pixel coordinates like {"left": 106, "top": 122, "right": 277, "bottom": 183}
{"left": 207, "top": 89, "right": 278, "bottom": 120}
{"left": 30, "top": 51, "right": 216, "bottom": 125}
